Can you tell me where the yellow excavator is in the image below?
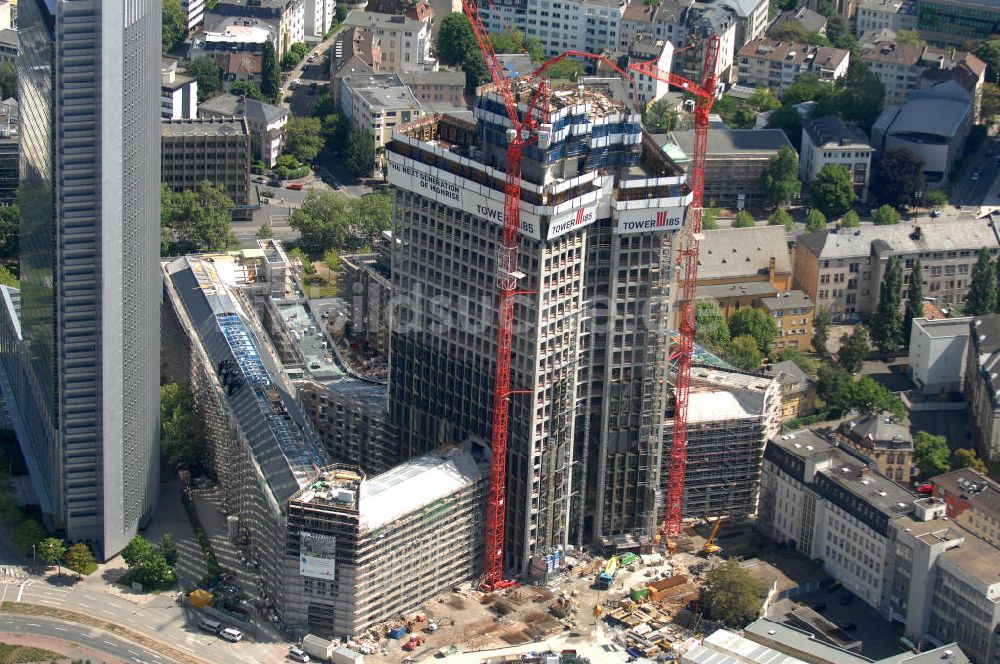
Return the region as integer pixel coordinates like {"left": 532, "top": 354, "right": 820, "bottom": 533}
{"left": 701, "top": 482, "right": 736, "bottom": 556}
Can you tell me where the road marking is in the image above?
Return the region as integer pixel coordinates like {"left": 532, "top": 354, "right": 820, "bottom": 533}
{"left": 78, "top": 602, "right": 92, "bottom": 608}
{"left": 37, "top": 599, "right": 60, "bottom": 606}
{"left": 15, "top": 582, "right": 25, "bottom": 602}
{"left": 25, "top": 623, "right": 41, "bottom": 627}
{"left": 101, "top": 609, "right": 116, "bottom": 617}
{"left": 129, "top": 650, "right": 142, "bottom": 657}
{"left": 176, "top": 644, "right": 193, "bottom": 652}
{"left": 53, "top": 627, "right": 67, "bottom": 632}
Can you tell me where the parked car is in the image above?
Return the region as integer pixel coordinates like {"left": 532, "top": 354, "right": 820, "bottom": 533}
{"left": 289, "top": 647, "right": 310, "bottom": 662}
{"left": 286, "top": 182, "right": 304, "bottom": 190}
{"left": 219, "top": 627, "right": 244, "bottom": 642}
{"left": 198, "top": 618, "right": 222, "bottom": 634}
{"left": 972, "top": 170, "right": 982, "bottom": 181}
{"left": 930, "top": 210, "right": 941, "bottom": 218}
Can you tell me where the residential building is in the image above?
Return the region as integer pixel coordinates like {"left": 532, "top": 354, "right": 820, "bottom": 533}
{"left": 965, "top": 314, "right": 1000, "bottom": 464}
{"left": 618, "top": 2, "right": 657, "bottom": 50}
{"left": 199, "top": 93, "right": 290, "bottom": 167}
{"left": 773, "top": 7, "right": 828, "bottom": 35}
{"left": 760, "top": 429, "right": 916, "bottom": 612}
{"left": 329, "top": 26, "right": 381, "bottom": 103}
{"left": 667, "top": 5, "right": 739, "bottom": 83}
{"left": 855, "top": 0, "right": 918, "bottom": 36}
{"left": 793, "top": 220, "right": 1000, "bottom": 320}
{"left": 907, "top": 316, "right": 970, "bottom": 393}
{"left": 386, "top": 84, "right": 693, "bottom": 572}
{"left": 524, "top": 0, "right": 627, "bottom": 58}
{"left": 799, "top": 114, "right": 874, "bottom": 203}
{"left": 0, "top": 28, "right": 16, "bottom": 63}
{"left": 760, "top": 361, "right": 817, "bottom": 422}
{"left": 215, "top": 52, "right": 263, "bottom": 88}
{"left": 161, "top": 118, "right": 252, "bottom": 207}
{"left": 861, "top": 41, "right": 985, "bottom": 109}
{"left": 283, "top": 448, "right": 486, "bottom": 636}
{"left": 872, "top": 91, "right": 975, "bottom": 189}
{"left": 183, "top": 0, "right": 207, "bottom": 30}
{"left": 304, "top": 0, "right": 335, "bottom": 37}
{"left": 721, "top": 0, "right": 771, "bottom": 49}
{"left": 0, "top": 98, "right": 17, "bottom": 206}
{"left": 399, "top": 70, "right": 466, "bottom": 110}
{"left": 759, "top": 290, "right": 815, "bottom": 352}
{"left": 0, "top": 0, "right": 162, "bottom": 559}
{"left": 161, "top": 58, "right": 198, "bottom": 120}
{"left": 662, "top": 367, "right": 782, "bottom": 524}
{"left": 931, "top": 468, "right": 1000, "bottom": 548}
{"left": 340, "top": 73, "right": 424, "bottom": 148}
{"left": 886, "top": 506, "right": 1000, "bottom": 664}
{"left": 197, "top": 16, "right": 276, "bottom": 54}
{"left": 737, "top": 40, "right": 851, "bottom": 96}
{"left": 696, "top": 281, "right": 780, "bottom": 320}
{"left": 697, "top": 225, "right": 793, "bottom": 290}
{"left": 614, "top": 37, "right": 675, "bottom": 108}
{"left": 341, "top": 238, "right": 392, "bottom": 358}
{"left": 667, "top": 128, "right": 794, "bottom": 210}
{"left": 343, "top": 10, "right": 437, "bottom": 73}
{"left": 916, "top": 0, "right": 1000, "bottom": 45}
{"left": 206, "top": 0, "right": 305, "bottom": 56}
{"left": 837, "top": 412, "right": 914, "bottom": 482}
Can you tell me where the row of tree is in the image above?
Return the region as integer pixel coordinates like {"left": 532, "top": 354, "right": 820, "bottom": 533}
{"left": 121, "top": 534, "right": 179, "bottom": 591}
{"left": 34, "top": 537, "right": 97, "bottom": 577}
{"left": 290, "top": 190, "right": 393, "bottom": 251}
{"left": 913, "top": 431, "right": 988, "bottom": 478}
{"left": 161, "top": 182, "right": 237, "bottom": 255}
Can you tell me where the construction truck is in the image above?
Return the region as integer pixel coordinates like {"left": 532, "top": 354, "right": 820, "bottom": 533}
{"left": 596, "top": 556, "right": 620, "bottom": 589}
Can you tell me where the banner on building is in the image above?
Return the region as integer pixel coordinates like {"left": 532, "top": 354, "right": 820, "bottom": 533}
{"left": 299, "top": 532, "right": 337, "bottom": 580}
{"left": 615, "top": 207, "right": 686, "bottom": 235}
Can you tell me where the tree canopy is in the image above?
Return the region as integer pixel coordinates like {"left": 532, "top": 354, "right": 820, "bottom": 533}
{"left": 344, "top": 127, "right": 376, "bottom": 177}
{"left": 732, "top": 210, "right": 755, "bottom": 228}
{"left": 63, "top": 542, "right": 97, "bottom": 576}
{"left": 809, "top": 163, "right": 856, "bottom": 217}
{"left": 284, "top": 116, "right": 325, "bottom": 163}
{"left": 644, "top": 97, "right": 678, "bottom": 133}
{"left": 230, "top": 80, "right": 266, "bottom": 101}
{"left": 818, "top": 365, "right": 904, "bottom": 418}
{"left": 161, "top": 182, "right": 236, "bottom": 254}
{"left": 763, "top": 145, "right": 801, "bottom": 207}
{"left": 914, "top": 431, "right": 950, "bottom": 477}
{"left": 160, "top": 382, "right": 205, "bottom": 470}
{"left": 966, "top": 248, "right": 997, "bottom": 316}
{"left": 729, "top": 307, "right": 779, "bottom": 355}
{"left": 839, "top": 210, "right": 860, "bottom": 229}
{"left": 695, "top": 300, "right": 730, "bottom": 350}
{"left": 871, "top": 256, "right": 904, "bottom": 352}
{"left": 768, "top": 208, "right": 794, "bottom": 229}
{"left": 0, "top": 62, "right": 15, "bottom": 100}
{"left": 813, "top": 309, "right": 830, "bottom": 355}
{"left": 903, "top": 260, "right": 924, "bottom": 342}
{"left": 702, "top": 559, "right": 766, "bottom": 628}
{"left": 765, "top": 105, "right": 804, "bottom": 150}
{"left": 186, "top": 56, "right": 222, "bottom": 101}
{"left": 727, "top": 335, "right": 764, "bottom": 371}
{"left": 261, "top": 40, "right": 281, "bottom": 101}
{"left": 872, "top": 204, "right": 901, "bottom": 226}
{"left": 974, "top": 40, "right": 1000, "bottom": 85}
{"left": 768, "top": 21, "right": 830, "bottom": 46}
{"left": 873, "top": 148, "right": 926, "bottom": 209}
{"left": 290, "top": 191, "right": 392, "bottom": 251}
{"left": 0, "top": 205, "right": 18, "bottom": 258}
{"left": 838, "top": 325, "right": 870, "bottom": 373}
{"left": 488, "top": 31, "right": 545, "bottom": 62}
{"left": 437, "top": 13, "right": 478, "bottom": 66}
{"left": 37, "top": 537, "right": 66, "bottom": 568}
{"left": 805, "top": 209, "right": 827, "bottom": 233}
{"left": 834, "top": 61, "right": 885, "bottom": 132}
{"left": 162, "top": 0, "right": 187, "bottom": 52}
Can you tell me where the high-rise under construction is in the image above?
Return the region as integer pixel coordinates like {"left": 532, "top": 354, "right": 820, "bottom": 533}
{"left": 386, "top": 80, "right": 692, "bottom": 575}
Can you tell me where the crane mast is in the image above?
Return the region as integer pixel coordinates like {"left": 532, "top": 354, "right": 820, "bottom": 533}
{"left": 630, "top": 35, "right": 720, "bottom": 537}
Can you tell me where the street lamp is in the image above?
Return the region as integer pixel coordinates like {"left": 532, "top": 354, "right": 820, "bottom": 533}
{"left": 31, "top": 543, "right": 35, "bottom": 569}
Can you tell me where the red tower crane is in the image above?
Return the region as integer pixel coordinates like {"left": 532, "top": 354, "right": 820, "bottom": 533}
{"left": 629, "top": 36, "right": 720, "bottom": 537}
{"left": 459, "top": 0, "right": 548, "bottom": 591}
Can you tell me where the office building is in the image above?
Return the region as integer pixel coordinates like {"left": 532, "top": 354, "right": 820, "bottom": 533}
{"left": 205, "top": 0, "right": 305, "bottom": 55}
{"left": 965, "top": 314, "right": 1000, "bottom": 465}
{"left": 340, "top": 73, "right": 424, "bottom": 149}
{"left": 907, "top": 316, "right": 970, "bottom": 393}
{"left": 799, "top": 114, "right": 874, "bottom": 203}
{"left": 667, "top": 128, "right": 794, "bottom": 210}
{"left": 930, "top": 468, "right": 1000, "bottom": 548}
{"left": 916, "top": 0, "right": 1000, "bottom": 45}
{"left": 0, "top": 98, "right": 16, "bottom": 206}
{"left": 161, "top": 58, "right": 198, "bottom": 120}
{"left": 161, "top": 118, "right": 252, "bottom": 207}
{"left": 386, "top": 81, "right": 693, "bottom": 572}
{"left": 793, "top": 220, "right": 999, "bottom": 321}
{"left": 0, "top": 0, "right": 162, "bottom": 559}
{"left": 283, "top": 447, "right": 486, "bottom": 636}
{"left": 760, "top": 360, "right": 817, "bottom": 422}
{"left": 737, "top": 40, "right": 851, "bottom": 95}
{"left": 199, "top": 93, "right": 289, "bottom": 166}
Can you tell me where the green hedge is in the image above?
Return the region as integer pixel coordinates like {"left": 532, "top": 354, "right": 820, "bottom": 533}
{"left": 180, "top": 492, "right": 222, "bottom": 583}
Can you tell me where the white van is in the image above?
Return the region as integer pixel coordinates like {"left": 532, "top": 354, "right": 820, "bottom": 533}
{"left": 219, "top": 627, "right": 244, "bottom": 642}
{"left": 198, "top": 618, "right": 222, "bottom": 633}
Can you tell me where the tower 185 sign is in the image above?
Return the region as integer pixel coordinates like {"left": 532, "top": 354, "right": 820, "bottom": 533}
{"left": 616, "top": 207, "right": 685, "bottom": 234}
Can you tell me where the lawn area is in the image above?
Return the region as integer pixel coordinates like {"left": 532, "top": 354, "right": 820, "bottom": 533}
{"left": 0, "top": 642, "right": 62, "bottom": 663}
{"left": 303, "top": 261, "right": 341, "bottom": 298}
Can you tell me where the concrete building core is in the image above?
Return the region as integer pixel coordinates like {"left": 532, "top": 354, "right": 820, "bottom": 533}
{"left": 386, "top": 80, "right": 694, "bottom": 575}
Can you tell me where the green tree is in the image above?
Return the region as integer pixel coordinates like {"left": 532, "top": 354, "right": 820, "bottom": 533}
{"left": 775, "top": 347, "right": 820, "bottom": 376}
{"left": 762, "top": 145, "right": 801, "bottom": 207}
{"left": 871, "top": 256, "right": 904, "bottom": 351}
{"left": 924, "top": 190, "right": 948, "bottom": 208}
{"left": 838, "top": 210, "right": 860, "bottom": 228}
{"left": 732, "top": 210, "right": 755, "bottom": 228}
{"left": 261, "top": 40, "right": 281, "bottom": 101}
{"left": 953, "top": 448, "right": 987, "bottom": 472}
{"left": 729, "top": 307, "right": 779, "bottom": 355}
{"left": 982, "top": 83, "right": 1000, "bottom": 121}
{"left": 835, "top": 61, "right": 885, "bottom": 132}
{"left": 38, "top": 537, "right": 66, "bottom": 571}
{"left": 695, "top": 300, "right": 730, "bottom": 350}
{"left": 643, "top": 97, "right": 678, "bottom": 132}
{"left": 133, "top": 552, "right": 175, "bottom": 589}
{"left": 965, "top": 247, "right": 997, "bottom": 316}
{"left": 701, "top": 207, "right": 719, "bottom": 230}
{"left": 488, "top": 31, "right": 545, "bottom": 61}
{"left": 344, "top": 127, "right": 376, "bottom": 177}
{"left": 161, "top": 182, "right": 237, "bottom": 253}
{"left": 805, "top": 208, "right": 827, "bottom": 233}
{"left": 544, "top": 60, "right": 586, "bottom": 82}
{"left": 284, "top": 116, "right": 325, "bottom": 163}
{"left": 810, "top": 163, "right": 856, "bottom": 217}
{"left": 852, "top": 375, "right": 904, "bottom": 418}
{"left": 158, "top": 534, "right": 179, "bottom": 568}
{"left": 914, "top": 431, "right": 951, "bottom": 477}
{"left": 230, "top": 80, "right": 266, "bottom": 101}
{"left": 837, "top": 325, "right": 869, "bottom": 373}
{"left": 895, "top": 29, "right": 927, "bottom": 45}
{"left": 974, "top": 40, "right": 1000, "bottom": 84}
{"left": 702, "top": 559, "right": 766, "bottom": 628}
{"left": 873, "top": 148, "right": 926, "bottom": 209}
{"left": 766, "top": 105, "right": 805, "bottom": 150}
{"left": 160, "top": 383, "right": 205, "bottom": 469}
{"left": 162, "top": 0, "right": 187, "bottom": 51}
{"left": 186, "top": 56, "right": 222, "bottom": 101}
{"left": 289, "top": 247, "right": 315, "bottom": 275}
{"left": 727, "top": 335, "right": 764, "bottom": 371}
{"left": 749, "top": 87, "right": 781, "bottom": 112}
{"left": 14, "top": 520, "right": 46, "bottom": 556}
{"left": 282, "top": 51, "right": 301, "bottom": 69}
{"left": 121, "top": 535, "right": 154, "bottom": 568}
{"left": 768, "top": 21, "right": 831, "bottom": 46}
{"left": 63, "top": 543, "right": 97, "bottom": 577}
{"left": 903, "top": 260, "right": 924, "bottom": 344}
{"left": 768, "top": 208, "right": 794, "bottom": 229}
{"left": 256, "top": 224, "right": 273, "bottom": 239}
{"left": 290, "top": 190, "right": 352, "bottom": 250}
{"left": 0, "top": 62, "right": 15, "bottom": 100}
{"left": 437, "top": 13, "right": 477, "bottom": 66}
{"left": 872, "top": 204, "right": 901, "bottom": 225}
{"left": 324, "top": 248, "right": 341, "bottom": 273}
{"left": 783, "top": 73, "right": 836, "bottom": 106}
{"left": 0, "top": 205, "right": 19, "bottom": 258}
{"left": 463, "top": 51, "right": 491, "bottom": 92}
{"left": 813, "top": 309, "right": 830, "bottom": 355}
{"left": 351, "top": 192, "right": 392, "bottom": 244}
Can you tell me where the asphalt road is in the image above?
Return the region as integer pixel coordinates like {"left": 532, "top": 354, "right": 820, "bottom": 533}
{"left": 0, "top": 614, "right": 176, "bottom": 663}
{"left": 950, "top": 135, "right": 1000, "bottom": 208}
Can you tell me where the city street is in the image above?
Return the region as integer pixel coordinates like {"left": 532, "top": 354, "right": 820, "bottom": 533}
{"left": 948, "top": 135, "right": 1000, "bottom": 209}
{"left": 0, "top": 614, "right": 172, "bottom": 663}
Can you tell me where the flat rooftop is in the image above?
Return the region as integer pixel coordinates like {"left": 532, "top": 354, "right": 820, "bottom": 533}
{"left": 687, "top": 367, "right": 776, "bottom": 422}
{"left": 894, "top": 514, "right": 1000, "bottom": 586}
{"left": 696, "top": 281, "right": 779, "bottom": 301}
{"left": 161, "top": 117, "right": 249, "bottom": 137}
{"left": 759, "top": 290, "right": 814, "bottom": 311}
{"left": 913, "top": 316, "right": 971, "bottom": 338}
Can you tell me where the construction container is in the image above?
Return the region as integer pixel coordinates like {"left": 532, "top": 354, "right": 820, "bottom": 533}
{"left": 302, "top": 634, "right": 336, "bottom": 661}
{"left": 331, "top": 646, "right": 364, "bottom": 664}
{"left": 630, "top": 587, "right": 649, "bottom": 603}
{"left": 188, "top": 589, "right": 213, "bottom": 609}
{"left": 620, "top": 553, "right": 638, "bottom": 566}
{"left": 388, "top": 626, "right": 407, "bottom": 640}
